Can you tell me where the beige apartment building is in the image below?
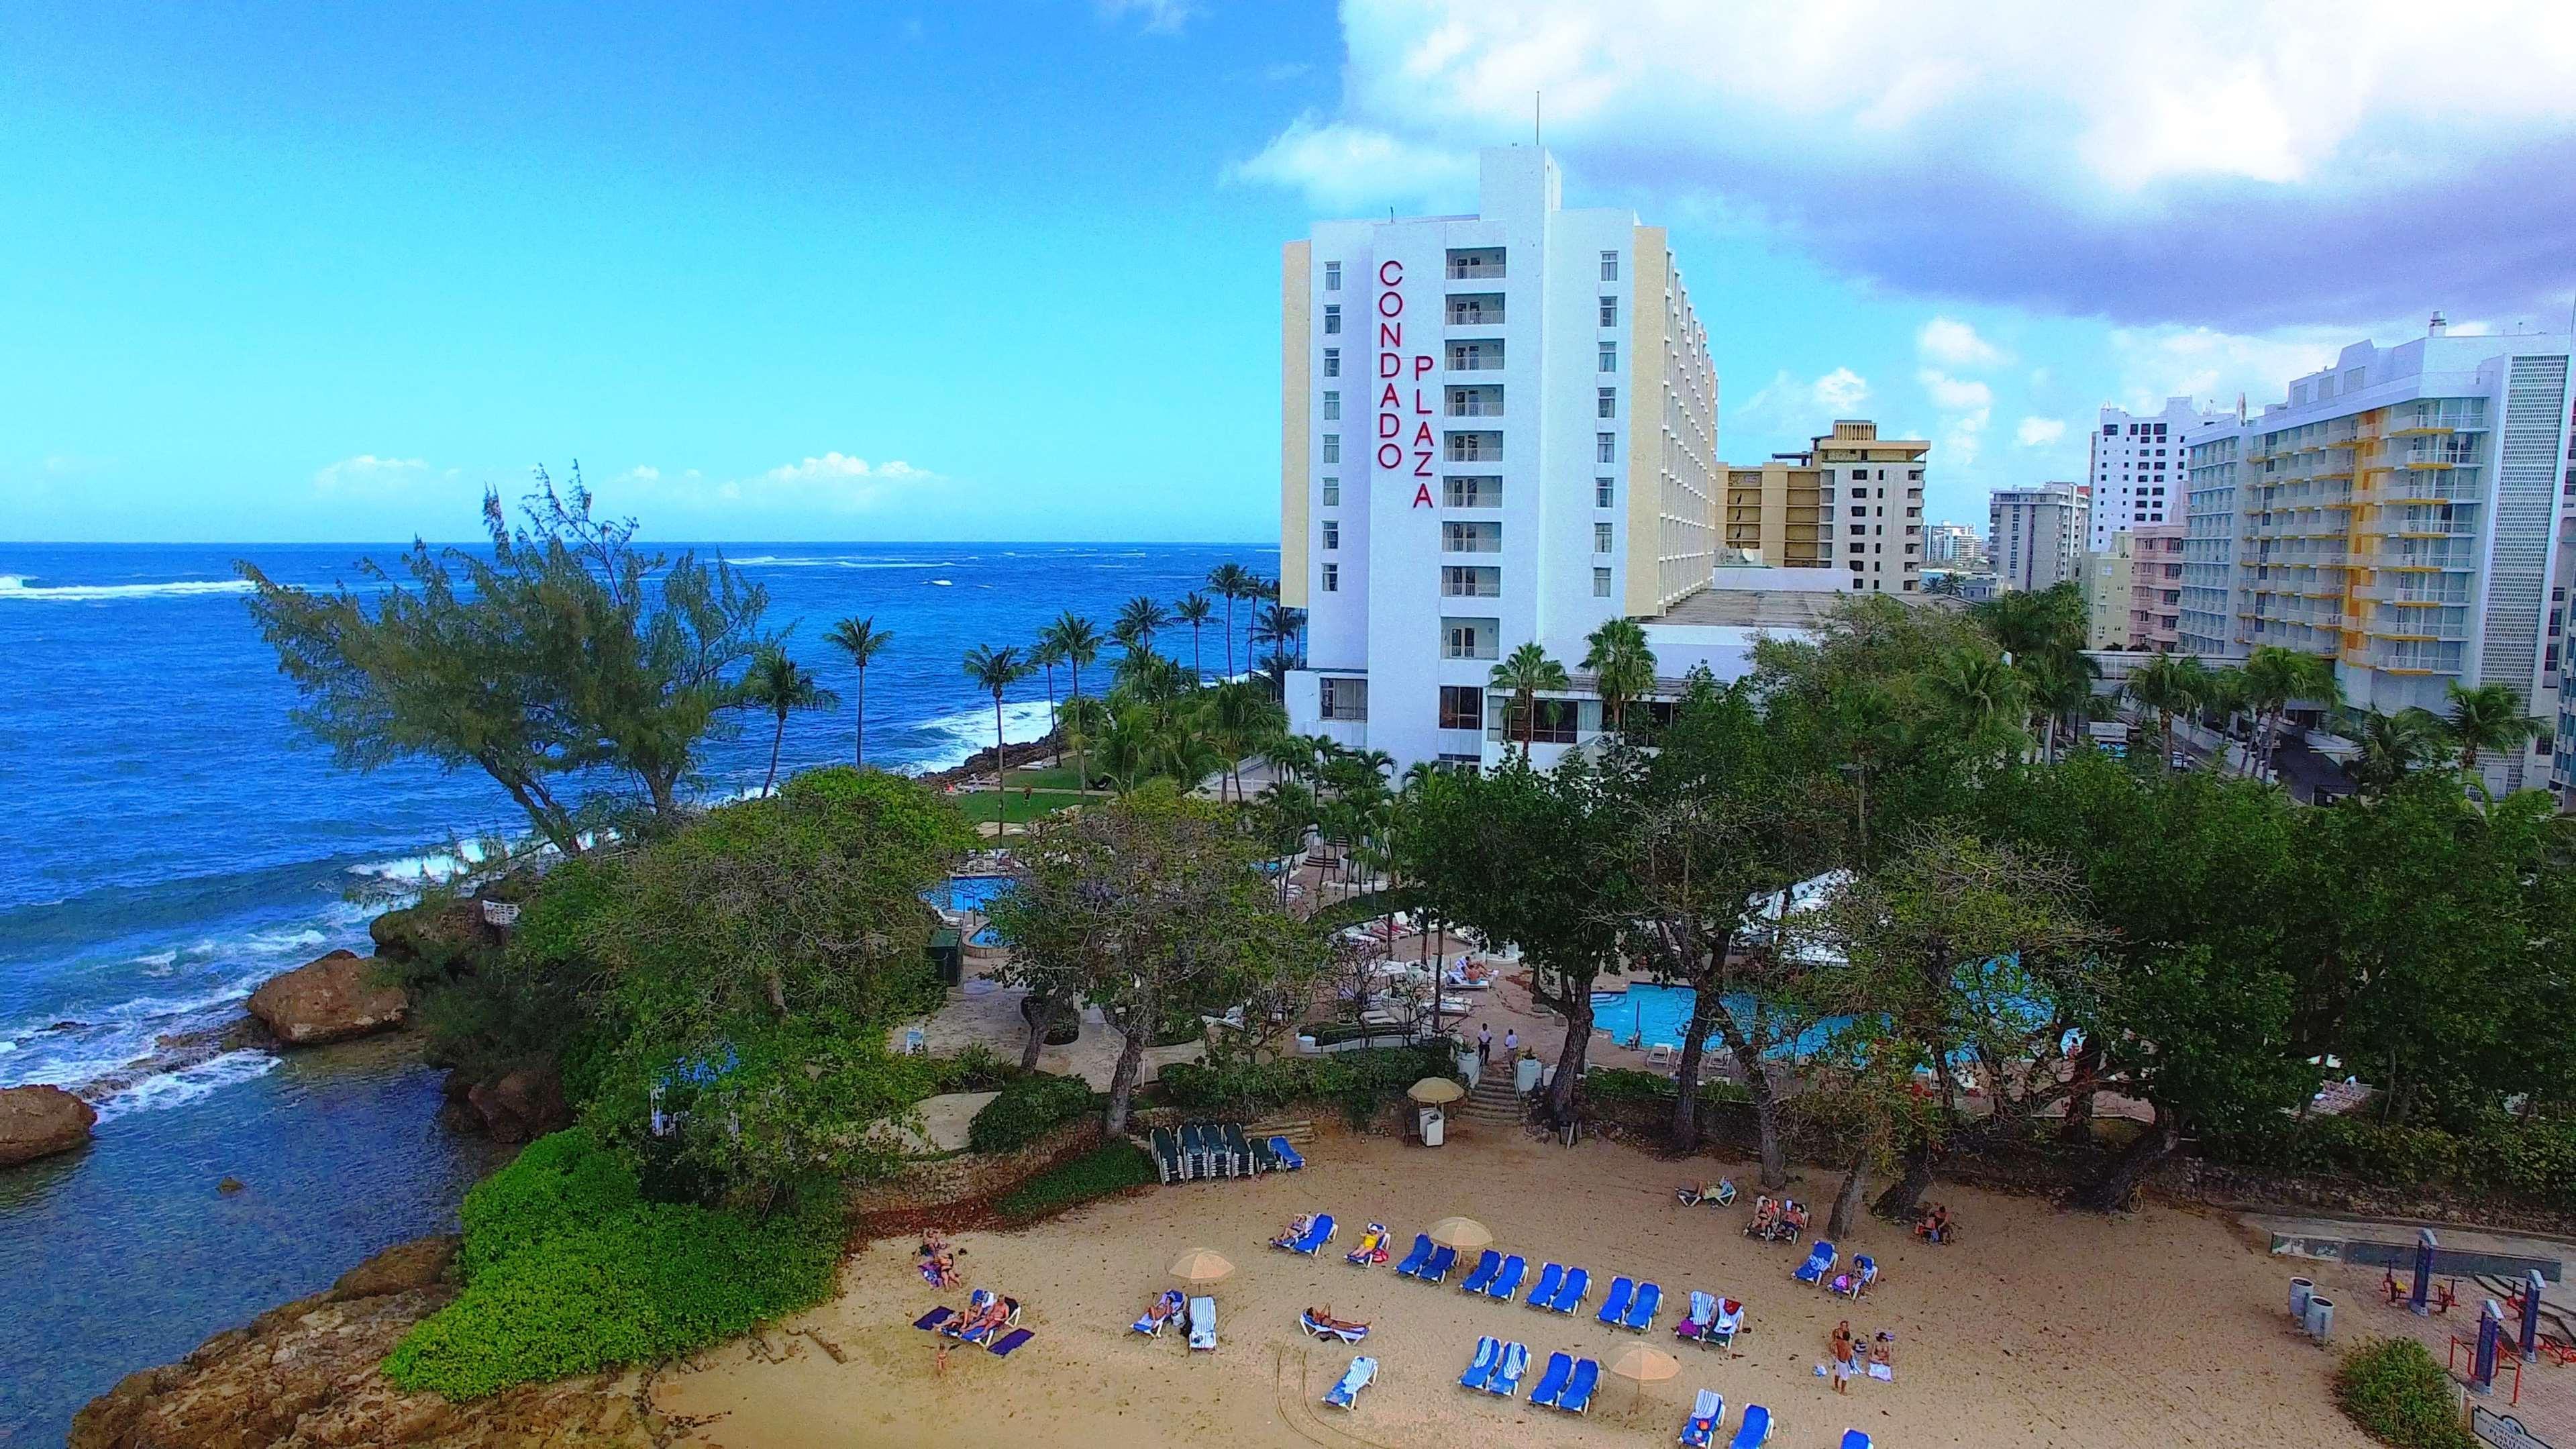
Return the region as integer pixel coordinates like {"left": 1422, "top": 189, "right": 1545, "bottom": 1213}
{"left": 1718, "top": 420, "right": 1926, "bottom": 592}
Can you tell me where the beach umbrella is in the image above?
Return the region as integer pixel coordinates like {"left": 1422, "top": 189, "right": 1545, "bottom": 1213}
{"left": 1408, "top": 1077, "right": 1465, "bottom": 1104}
{"left": 1606, "top": 1343, "right": 1680, "bottom": 1383}
{"left": 1425, "top": 1216, "right": 1493, "bottom": 1252}
{"left": 1169, "top": 1248, "right": 1235, "bottom": 1285}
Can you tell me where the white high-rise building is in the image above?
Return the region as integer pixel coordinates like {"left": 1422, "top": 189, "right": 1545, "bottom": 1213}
{"left": 1990, "top": 483, "right": 2090, "bottom": 592}
{"left": 1279, "top": 147, "right": 1721, "bottom": 770}
{"left": 2179, "top": 318, "right": 2575, "bottom": 791}
{"left": 2086, "top": 397, "right": 2232, "bottom": 551}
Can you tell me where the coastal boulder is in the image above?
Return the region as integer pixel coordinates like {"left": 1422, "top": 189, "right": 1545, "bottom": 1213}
{"left": 0, "top": 1083, "right": 96, "bottom": 1167}
{"left": 368, "top": 896, "right": 503, "bottom": 970}
{"left": 246, "top": 950, "right": 410, "bottom": 1047}
{"left": 455, "top": 1060, "right": 572, "bottom": 1144}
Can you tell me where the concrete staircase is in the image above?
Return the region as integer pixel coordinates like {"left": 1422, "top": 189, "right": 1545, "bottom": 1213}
{"left": 1454, "top": 1072, "right": 1525, "bottom": 1129}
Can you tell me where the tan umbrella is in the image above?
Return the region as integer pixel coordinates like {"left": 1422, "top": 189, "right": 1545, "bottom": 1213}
{"left": 1425, "top": 1215, "right": 1494, "bottom": 1252}
{"left": 1168, "top": 1248, "right": 1235, "bottom": 1285}
{"left": 1408, "top": 1076, "right": 1465, "bottom": 1104}
{"left": 1606, "top": 1343, "right": 1680, "bottom": 1383}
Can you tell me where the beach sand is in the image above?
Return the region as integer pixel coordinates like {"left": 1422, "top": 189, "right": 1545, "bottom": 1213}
{"left": 654, "top": 1128, "right": 2375, "bottom": 1448}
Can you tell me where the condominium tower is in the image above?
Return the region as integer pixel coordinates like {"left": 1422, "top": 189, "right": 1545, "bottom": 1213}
{"left": 2088, "top": 397, "right": 2232, "bottom": 551}
{"left": 1990, "top": 483, "right": 2091, "bottom": 592}
{"left": 2177, "top": 319, "right": 2574, "bottom": 788}
{"left": 1718, "top": 420, "right": 1928, "bottom": 593}
{"left": 1280, "top": 147, "right": 1720, "bottom": 769}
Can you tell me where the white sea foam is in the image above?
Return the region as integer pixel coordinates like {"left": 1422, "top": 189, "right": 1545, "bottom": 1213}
{"left": 929, "top": 579, "right": 953, "bottom": 587}
{"left": 0, "top": 1040, "right": 16, "bottom": 1056}
{"left": 0, "top": 573, "right": 254, "bottom": 602}
{"left": 131, "top": 949, "right": 178, "bottom": 967}
{"left": 348, "top": 838, "right": 497, "bottom": 885}
{"left": 727, "top": 555, "right": 950, "bottom": 570}
{"left": 91, "top": 1050, "right": 281, "bottom": 1122}
{"left": 898, "top": 699, "right": 1059, "bottom": 775}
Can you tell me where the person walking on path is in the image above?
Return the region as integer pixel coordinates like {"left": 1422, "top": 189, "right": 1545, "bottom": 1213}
{"left": 1503, "top": 1027, "right": 1518, "bottom": 1060}
{"left": 1476, "top": 1024, "right": 1492, "bottom": 1068}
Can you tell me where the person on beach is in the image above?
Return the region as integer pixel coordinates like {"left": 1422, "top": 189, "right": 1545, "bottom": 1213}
{"left": 1477, "top": 1023, "right": 1492, "bottom": 1067}
{"left": 1272, "top": 1213, "right": 1315, "bottom": 1250}
{"left": 1830, "top": 1321, "right": 1857, "bottom": 1395}
{"left": 1746, "top": 1196, "right": 1776, "bottom": 1237}
{"left": 1868, "top": 1331, "right": 1896, "bottom": 1381}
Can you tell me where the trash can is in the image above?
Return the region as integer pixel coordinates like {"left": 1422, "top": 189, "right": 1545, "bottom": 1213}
{"left": 1419, "top": 1106, "right": 1446, "bottom": 1147}
{"left": 1514, "top": 1056, "right": 1543, "bottom": 1096}
{"left": 2306, "top": 1295, "right": 2334, "bottom": 1344}
{"left": 2289, "top": 1278, "right": 2314, "bottom": 1322}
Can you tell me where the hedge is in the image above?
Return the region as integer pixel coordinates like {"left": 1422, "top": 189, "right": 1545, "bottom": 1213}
{"left": 1583, "top": 1067, "right": 1753, "bottom": 1108}
{"left": 1157, "top": 1046, "right": 1457, "bottom": 1126}
{"left": 454, "top": 1126, "right": 639, "bottom": 1285}
{"left": 2332, "top": 1338, "right": 2475, "bottom": 1449}
{"left": 992, "top": 1141, "right": 1158, "bottom": 1220}
{"left": 968, "top": 1072, "right": 1099, "bottom": 1154}
{"left": 2204, "top": 1112, "right": 2576, "bottom": 1213}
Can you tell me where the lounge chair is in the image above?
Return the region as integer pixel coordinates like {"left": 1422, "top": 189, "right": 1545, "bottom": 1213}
{"left": 1547, "top": 1266, "right": 1590, "bottom": 1314}
{"left": 1459, "top": 1249, "right": 1503, "bottom": 1295}
{"left": 951, "top": 1294, "right": 1020, "bottom": 1346}
{"left": 1393, "top": 1234, "right": 1436, "bottom": 1279}
{"left": 1676, "top": 1180, "right": 1737, "bottom": 1207}
{"left": 1457, "top": 1336, "right": 1502, "bottom": 1392}
{"left": 1625, "top": 1281, "right": 1663, "bottom": 1333}
{"left": 1558, "top": 1358, "right": 1601, "bottom": 1415}
{"left": 1151, "top": 1127, "right": 1183, "bottom": 1184}
{"left": 1221, "top": 1123, "right": 1251, "bottom": 1174}
{"left": 1292, "top": 1213, "right": 1337, "bottom": 1255}
{"left": 1213, "top": 1123, "right": 1244, "bottom": 1177}
{"left": 1346, "top": 1223, "right": 1390, "bottom": 1268}
{"left": 1527, "top": 1262, "right": 1565, "bottom": 1309}
{"left": 986, "top": 1327, "right": 1034, "bottom": 1358}
{"left": 1839, "top": 1433, "right": 1871, "bottom": 1449}
{"left": 1793, "top": 1241, "right": 1837, "bottom": 1287}
{"left": 1728, "top": 1404, "right": 1772, "bottom": 1447}
{"left": 1187, "top": 1295, "right": 1217, "bottom": 1352}
{"left": 1322, "top": 1355, "right": 1377, "bottom": 1409}
{"left": 1176, "top": 1123, "right": 1204, "bottom": 1179}
{"left": 1680, "top": 1389, "right": 1724, "bottom": 1447}
{"left": 1676, "top": 1291, "right": 1716, "bottom": 1344}
{"left": 1269, "top": 1135, "right": 1305, "bottom": 1170}
{"left": 1843, "top": 1256, "right": 1876, "bottom": 1298}
{"left": 1301, "top": 1307, "right": 1370, "bottom": 1343}
{"left": 1420, "top": 1244, "right": 1459, "bottom": 1285}
{"left": 1711, "top": 1299, "right": 1743, "bottom": 1349}
{"left": 1132, "top": 1289, "right": 1184, "bottom": 1336}
{"left": 1484, "top": 1254, "right": 1527, "bottom": 1303}
{"left": 1596, "top": 1276, "right": 1637, "bottom": 1328}
{"left": 1525, "top": 1351, "right": 1574, "bottom": 1409}
{"left": 1486, "top": 1341, "right": 1531, "bottom": 1397}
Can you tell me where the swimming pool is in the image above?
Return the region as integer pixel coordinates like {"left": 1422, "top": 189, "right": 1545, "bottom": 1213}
{"left": 925, "top": 874, "right": 1015, "bottom": 915}
{"left": 968, "top": 925, "right": 1003, "bottom": 947}
{"left": 1590, "top": 983, "right": 1846, "bottom": 1059}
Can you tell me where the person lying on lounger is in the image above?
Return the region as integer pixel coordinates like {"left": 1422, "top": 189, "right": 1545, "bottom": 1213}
{"left": 1745, "top": 1196, "right": 1777, "bottom": 1236}
{"left": 947, "top": 1295, "right": 1013, "bottom": 1340}
{"left": 1782, "top": 1200, "right": 1810, "bottom": 1234}
{"left": 1141, "top": 1291, "right": 1184, "bottom": 1331}
{"left": 1271, "top": 1213, "right": 1316, "bottom": 1250}
{"left": 1304, "top": 1305, "right": 1370, "bottom": 1335}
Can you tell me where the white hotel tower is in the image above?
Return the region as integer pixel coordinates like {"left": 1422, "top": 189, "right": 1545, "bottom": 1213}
{"left": 1278, "top": 148, "right": 1720, "bottom": 769}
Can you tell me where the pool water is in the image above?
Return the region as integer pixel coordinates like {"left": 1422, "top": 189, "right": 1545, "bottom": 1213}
{"left": 926, "top": 874, "right": 1014, "bottom": 914}
{"left": 1590, "top": 983, "right": 1847, "bottom": 1059}
{"left": 968, "top": 925, "right": 1002, "bottom": 947}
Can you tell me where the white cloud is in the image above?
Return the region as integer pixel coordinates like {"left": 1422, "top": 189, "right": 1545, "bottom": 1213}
{"left": 1918, "top": 370, "right": 1994, "bottom": 466}
{"left": 312, "top": 455, "right": 442, "bottom": 495}
{"left": 694, "top": 453, "right": 941, "bottom": 511}
{"left": 1098, "top": 0, "right": 1196, "bottom": 34}
{"left": 2104, "top": 323, "right": 2354, "bottom": 414}
{"left": 1917, "top": 316, "right": 2007, "bottom": 368}
{"left": 1264, "top": 2, "right": 2576, "bottom": 326}
{"left": 1811, "top": 366, "right": 1870, "bottom": 411}
{"left": 2015, "top": 417, "right": 2067, "bottom": 448}
{"left": 1228, "top": 115, "right": 1476, "bottom": 213}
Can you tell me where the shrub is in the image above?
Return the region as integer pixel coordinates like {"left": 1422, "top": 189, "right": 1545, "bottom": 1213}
{"left": 923, "top": 1042, "right": 1017, "bottom": 1095}
{"left": 992, "top": 1141, "right": 1157, "bottom": 1220}
{"left": 2332, "top": 1337, "right": 2475, "bottom": 1449}
{"left": 1582, "top": 1067, "right": 1753, "bottom": 1107}
{"left": 1157, "top": 1046, "right": 1457, "bottom": 1126}
{"left": 968, "top": 1072, "right": 1098, "bottom": 1154}
{"left": 454, "top": 1128, "right": 639, "bottom": 1285}
{"left": 2204, "top": 1112, "right": 2576, "bottom": 1213}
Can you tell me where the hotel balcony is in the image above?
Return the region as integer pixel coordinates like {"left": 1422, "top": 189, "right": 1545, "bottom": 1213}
{"left": 1445, "top": 247, "right": 1506, "bottom": 281}
{"left": 1443, "top": 430, "right": 1503, "bottom": 463}
{"left": 1445, "top": 294, "right": 1506, "bottom": 327}
{"left": 1445, "top": 340, "right": 1505, "bottom": 372}
{"left": 1445, "top": 385, "right": 1504, "bottom": 418}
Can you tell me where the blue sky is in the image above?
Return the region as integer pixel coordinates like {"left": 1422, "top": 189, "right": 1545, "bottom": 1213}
{"left": 6, "top": 1, "right": 2573, "bottom": 544}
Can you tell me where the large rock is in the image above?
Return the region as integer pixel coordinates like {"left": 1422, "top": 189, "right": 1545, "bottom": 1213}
{"left": 69, "top": 1235, "right": 648, "bottom": 1449}
{"left": 448, "top": 1060, "right": 572, "bottom": 1145}
{"left": 0, "top": 1083, "right": 96, "bottom": 1167}
{"left": 368, "top": 897, "right": 502, "bottom": 969}
{"left": 246, "top": 950, "right": 410, "bottom": 1047}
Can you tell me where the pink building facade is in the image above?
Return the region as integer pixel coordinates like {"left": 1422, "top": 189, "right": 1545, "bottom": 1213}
{"left": 2126, "top": 524, "right": 2187, "bottom": 650}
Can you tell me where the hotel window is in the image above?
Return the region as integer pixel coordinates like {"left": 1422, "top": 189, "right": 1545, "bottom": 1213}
{"left": 1443, "top": 476, "right": 1501, "bottom": 508}
{"left": 1441, "top": 617, "right": 1499, "bottom": 660}
{"left": 1323, "top": 305, "right": 1341, "bottom": 335}
{"left": 1598, "top": 342, "right": 1617, "bottom": 373}
{"left": 1320, "top": 563, "right": 1339, "bottom": 593}
{"left": 1321, "top": 390, "right": 1339, "bottom": 421}
{"left": 1593, "top": 567, "right": 1612, "bottom": 597}
{"left": 1322, "top": 434, "right": 1339, "bottom": 464}
{"left": 1595, "top": 477, "right": 1614, "bottom": 508}
{"left": 1441, "top": 565, "right": 1500, "bottom": 597}
{"left": 1321, "top": 520, "right": 1339, "bottom": 551}
{"left": 1599, "top": 297, "right": 1618, "bottom": 328}
{"left": 1600, "top": 250, "right": 1619, "bottom": 282}
{"left": 1321, "top": 478, "right": 1339, "bottom": 506}
{"left": 1323, "top": 348, "right": 1340, "bottom": 378}
{"left": 1594, "top": 523, "right": 1614, "bottom": 554}
{"left": 1319, "top": 676, "right": 1366, "bottom": 721}
{"left": 1597, "top": 387, "right": 1616, "bottom": 419}
{"left": 1324, "top": 260, "right": 1341, "bottom": 291}
{"left": 1596, "top": 432, "right": 1616, "bottom": 464}
{"left": 1438, "top": 685, "right": 1483, "bottom": 732}
{"left": 1442, "top": 520, "right": 1502, "bottom": 552}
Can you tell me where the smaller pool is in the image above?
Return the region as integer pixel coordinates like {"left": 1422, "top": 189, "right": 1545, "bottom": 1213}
{"left": 969, "top": 925, "right": 1003, "bottom": 947}
{"left": 1590, "top": 983, "right": 1847, "bottom": 1060}
{"left": 925, "top": 874, "right": 1015, "bottom": 914}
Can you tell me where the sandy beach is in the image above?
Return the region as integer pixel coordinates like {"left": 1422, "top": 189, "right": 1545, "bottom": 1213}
{"left": 654, "top": 1128, "right": 2377, "bottom": 1448}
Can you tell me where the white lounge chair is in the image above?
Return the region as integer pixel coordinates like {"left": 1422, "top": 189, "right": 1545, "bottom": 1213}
{"left": 1187, "top": 1295, "right": 1217, "bottom": 1352}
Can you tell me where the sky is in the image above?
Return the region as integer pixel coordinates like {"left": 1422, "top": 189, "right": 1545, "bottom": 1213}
{"left": 5, "top": 0, "right": 2575, "bottom": 544}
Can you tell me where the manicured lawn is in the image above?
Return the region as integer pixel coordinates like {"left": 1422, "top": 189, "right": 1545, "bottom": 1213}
{"left": 970, "top": 788, "right": 1086, "bottom": 829}
{"left": 998, "top": 762, "right": 1087, "bottom": 793}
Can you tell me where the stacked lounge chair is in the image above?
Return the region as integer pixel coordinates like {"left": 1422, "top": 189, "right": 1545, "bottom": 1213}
{"left": 1321, "top": 1355, "right": 1376, "bottom": 1409}
{"left": 1157, "top": 1121, "right": 1302, "bottom": 1181}
{"left": 1728, "top": 1404, "right": 1773, "bottom": 1447}
{"left": 1680, "top": 1389, "right": 1724, "bottom": 1448}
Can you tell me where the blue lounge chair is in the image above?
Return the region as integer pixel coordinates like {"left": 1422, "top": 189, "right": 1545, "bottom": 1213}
{"left": 1526, "top": 1351, "right": 1574, "bottom": 1409}
{"left": 1394, "top": 1234, "right": 1436, "bottom": 1279}
{"left": 1132, "top": 1289, "right": 1184, "bottom": 1336}
{"left": 1596, "top": 1276, "right": 1636, "bottom": 1328}
{"left": 1484, "top": 1254, "right": 1528, "bottom": 1303}
{"left": 1292, "top": 1213, "right": 1337, "bottom": 1255}
{"left": 1558, "top": 1358, "right": 1601, "bottom": 1415}
{"left": 1458, "top": 1336, "right": 1502, "bottom": 1391}
{"left": 1838, "top": 1256, "right": 1875, "bottom": 1299}
{"left": 1486, "top": 1341, "right": 1531, "bottom": 1397}
{"left": 1323, "top": 1355, "right": 1376, "bottom": 1409}
{"left": 1547, "top": 1266, "right": 1590, "bottom": 1314}
{"left": 1839, "top": 1433, "right": 1871, "bottom": 1449}
{"left": 1421, "top": 1244, "right": 1459, "bottom": 1284}
{"left": 1794, "top": 1240, "right": 1837, "bottom": 1287}
{"left": 1680, "top": 1388, "right": 1724, "bottom": 1447}
{"left": 1729, "top": 1403, "right": 1772, "bottom": 1447}
{"left": 1345, "top": 1223, "right": 1390, "bottom": 1268}
{"left": 1270, "top": 1135, "right": 1305, "bottom": 1170}
{"left": 1150, "top": 1127, "right": 1183, "bottom": 1183}
{"left": 1526, "top": 1262, "right": 1565, "bottom": 1309}
{"left": 1459, "top": 1249, "right": 1503, "bottom": 1295}
{"left": 1301, "top": 1308, "right": 1370, "bottom": 1344}
{"left": 1187, "top": 1295, "right": 1217, "bottom": 1352}
{"left": 1625, "top": 1281, "right": 1663, "bottom": 1333}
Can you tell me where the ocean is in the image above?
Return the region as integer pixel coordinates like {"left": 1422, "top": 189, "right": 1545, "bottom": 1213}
{"left": 0, "top": 539, "right": 1276, "bottom": 1444}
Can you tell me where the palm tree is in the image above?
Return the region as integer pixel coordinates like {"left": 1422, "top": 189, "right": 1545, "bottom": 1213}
{"left": 2241, "top": 646, "right": 2340, "bottom": 780}
{"left": 1173, "top": 592, "right": 1214, "bottom": 683}
{"left": 1206, "top": 562, "right": 1252, "bottom": 679}
{"left": 2440, "top": 681, "right": 2544, "bottom": 785}
{"left": 819, "top": 617, "right": 891, "bottom": 768}
{"left": 1581, "top": 617, "right": 1659, "bottom": 737}
{"left": 2351, "top": 707, "right": 2446, "bottom": 797}
{"left": 1115, "top": 595, "right": 1170, "bottom": 656}
{"left": 2018, "top": 651, "right": 2100, "bottom": 762}
{"left": 2122, "top": 653, "right": 2202, "bottom": 765}
{"left": 1926, "top": 647, "right": 2029, "bottom": 762}
{"left": 1489, "top": 641, "right": 1571, "bottom": 757}
{"left": 1059, "top": 693, "right": 1112, "bottom": 795}
{"left": 2193, "top": 666, "right": 2251, "bottom": 767}
{"left": 961, "top": 644, "right": 1028, "bottom": 832}
{"left": 1203, "top": 679, "right": 1286, "bottom": 802}
{"left": 735, "top": 645, "right": 840, "bottom": 797}
{"left": 1039, "top": 613, "right": 1101, "bottom": 700}
{"left": 1251, "top": 601, "right": 1307, "bottom": 687}
{"left": 1028, "top": 635, "right": 1067, "bottom": 762}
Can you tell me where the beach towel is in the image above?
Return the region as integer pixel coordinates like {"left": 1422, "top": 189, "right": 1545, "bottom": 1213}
{"left": 987, "top": 1328, "right": 1034, "bottom": 1358}
{"left": 913, "top": 1307, "right": 955, "bottom": 1332}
